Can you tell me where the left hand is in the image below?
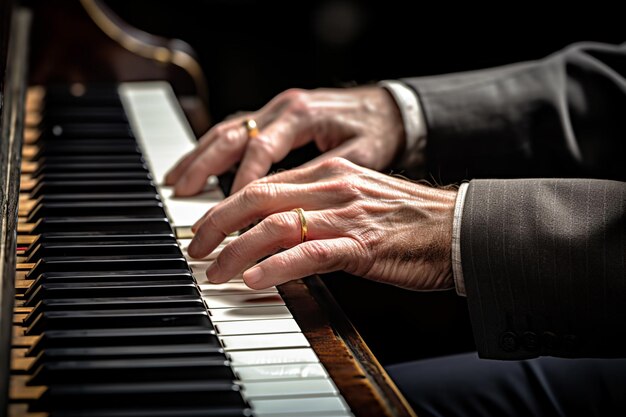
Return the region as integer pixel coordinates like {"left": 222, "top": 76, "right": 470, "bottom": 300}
{"left": 188, "top": 157, "right": 457, "bottom": 291}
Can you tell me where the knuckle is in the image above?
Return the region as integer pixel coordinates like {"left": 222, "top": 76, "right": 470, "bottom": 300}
{"left": 320, "top": 156, "right": 352, "bottom": 171}
{"left": 212, "top": 123, "right": 229, "bottom": 137}
{"left": 302, "top": 241, "right": 335, "bottom": 265}
{"left": 203, "top": 213, "right": 226, "bottom": 237}
{"left": 346, "top": 239, "right": 376, "bottom": 277}
{"left": 282, "top": 89, "right": 310, "bottom": 115}
{"left": 196, "top": 152, "right": 215, "bottom": 171}
{"left": 210, "top": 254, "right": 226, "bottom": 275}
{"left": 220, "top": 240, "right": 244, "bottom": 263}
{"left": 322, "top": 176, "right": 361, "bottom": 200}
{"left": 250, "top": 133, "right": 276, "bottom": 157}
{"left": 280, "top": 88, "right": 306, "bottom": 102}
{"left": 264, "top": 212, "right": 294, "bottom": 235}
{"left": 241, "top": 182, "right": 275, "bottom": 205}
{"left": 217, "top": 126, "right": 244, "bottom": 149}
{"left": 259, "top": 213, "right": 296, "bottom": 246}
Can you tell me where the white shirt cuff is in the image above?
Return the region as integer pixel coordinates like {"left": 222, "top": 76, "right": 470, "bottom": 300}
{"left": 452, "top": 182, "right": 470, "bottom": 297}
{"left": 378, "top": 80, "right": 427, "bottom": 168}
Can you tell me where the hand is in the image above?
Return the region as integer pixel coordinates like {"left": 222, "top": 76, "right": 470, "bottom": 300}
{"left": 164, "top": 86, "right": 405, "bottom": 195}
{"left": 188, "top": 157, "right": 457, "bottom": 291}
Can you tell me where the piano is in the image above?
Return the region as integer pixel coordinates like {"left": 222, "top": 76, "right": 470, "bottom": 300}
{"left": 1, "top": 1, "right": 416, "bottom": 416}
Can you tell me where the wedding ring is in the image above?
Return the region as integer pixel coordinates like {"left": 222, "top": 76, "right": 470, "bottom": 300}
{"left": 292, "top": 208, "right": 308, "bottom": 243}
{"left": 243, "top": 118, "right": 259, "bottom": 139}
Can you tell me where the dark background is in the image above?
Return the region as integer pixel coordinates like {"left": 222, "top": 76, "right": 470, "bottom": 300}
{"left": 105, "top": 0, "right": 624, "bottom": 366}
{"left": 108, "top": 1, "right": 625, "bottom": 122}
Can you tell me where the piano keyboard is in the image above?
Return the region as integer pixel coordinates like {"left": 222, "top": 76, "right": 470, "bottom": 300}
{"left": 11, "top": 82, "right": 353, "bottom": 416}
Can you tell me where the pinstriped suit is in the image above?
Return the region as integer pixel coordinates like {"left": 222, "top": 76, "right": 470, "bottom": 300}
{"left": 386, "top": 42, "right": 626, "bottom": 416}
{"left": 401, "top": 42, "right": 626, "bottom": 360}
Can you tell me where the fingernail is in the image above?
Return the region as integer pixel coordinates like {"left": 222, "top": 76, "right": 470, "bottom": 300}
{"left": 243, "top": 267, "right": 263, "bottom": 286}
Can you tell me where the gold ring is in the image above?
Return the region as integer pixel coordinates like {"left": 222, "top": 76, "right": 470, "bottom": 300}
{"left": 243, "top": 118, "right": 259, "bottom": 139}
{"left": 292, "top": 208, "right": 308, "bottom": 243}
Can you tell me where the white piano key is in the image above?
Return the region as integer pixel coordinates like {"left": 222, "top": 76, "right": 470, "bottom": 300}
{"left": 221, "top": 333, "right": 309, "bottom": 351}
{"left": 243, "top": 378, "right": 337, "bottom": 398}
{"left": 179, "top": 237, "right": 237, "bottom": 261}
{"left": 215, "top": 319, "right": 300, "bottom": 336}
{"left": 188, "top": 261, "right": 213, "bottom": 275}
{"left": 200, "top": 282, "right": 277, "bottom": 295}
{"left": 202, "top": 293, "right": 285, "bottom": 309}
{"left": 185, "top": 247, "right": 222, "bottom": 261}
{"left": 120, "top": 81, "right": 353, "bottom": 416}
{"left": 119, "top": 82, "right": 197, "bottom": 184}
{"left": 159, "top": 186, "right": 223, "bottom": 228}
{"left": 235, "top": 363, "right": 328, "bottom": 381}
{"left": 228, "top": 348, "right": 319, "bottom": 365}
{"left": 178, "top": 236, "right": 238, "bottom": 251}
{"left": 209, "top": 305, "right": 292, "bottom": 322}
{"left": 194, "top": 270, "right": 244, "bottom": 284}
{"left": 250, "top": 396, "right": 350, "bottom": 416}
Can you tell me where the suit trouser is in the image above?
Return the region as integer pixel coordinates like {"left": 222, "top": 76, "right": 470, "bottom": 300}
{"left": 386, "top": 352, "right": 626, "bottom": 416}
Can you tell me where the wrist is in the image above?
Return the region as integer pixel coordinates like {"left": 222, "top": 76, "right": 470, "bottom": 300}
{"left": 378, "top": 80, "right": 427, "bottom": 174}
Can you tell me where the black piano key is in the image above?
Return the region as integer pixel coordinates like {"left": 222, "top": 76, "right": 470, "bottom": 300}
{"left": 25, "top": 201, "right": 165, "bottom": 222}
{"left": 39, "top": 343, "right": 225, "bottom": 362}
{"left": 36, "top": 138, "right": 136, "bottom": 149}
{"left": 35, "top": 192, "right": 162, "bottom": 203}
{"left": 25, "top": 233, "right": 176, "bottom": 251}
{"left": 39, "top": 154, "right": 145, "bottom": 164}
{"left": 24, "top": 217, "right": 172, "bottom": 235}
{"left": 28, "top": 357, "right": 234, "bottom": 385}
{"left": 49, "top": 406, "right": 251, "bottom": 417}
{"left": 26, "top": 255, "right": 188, "bottom": 279}
{"left": 23, "top": 281, "right": 198, "bottom": 308}
{"left": 29, "top": 180, "right": 156, "bottom": 197}
{"left": 27, "top": 326, "right": 220, "bottom": 354}
{"left": 33, "top": 162, "right": 149, "bottom": 176}
{"left": 32, "top": 381, "right": 245, "bottom": 411}
{"left": 25, "top": 241, "right": 180, "bottom": 260}
{"left": 18, "top": 82, "right": 250, "bottom": 417}
{"left": 44, "top": 84, "right": 121, "bottom": 107}
{"left": 30, "top": 143, "right": 141, "bottom": 159}
{"left": 41, "top": 123, "right": 133, "bottom": 139}
{"left": 32, "top": 171, "right": 151, "bottom": 182}
{"left": 40, "top": 106, "right": 128, "bottom": 124}
{"left": 29, "top": 269, "right": 192, "bottom": 284}
{"left": 18, "top": 345, "right": 226, "bottom": 375}
{"left": 16, "top": 344, "right": 227, "bottom": 377}
{"left": 25, "top": 307, "right": 212, "bottom": 335}
{"left": 27, "top": 295, "right": 203, "bottom": 317}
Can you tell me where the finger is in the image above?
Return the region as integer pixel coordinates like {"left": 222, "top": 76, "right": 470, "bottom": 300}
{"left": 173, "top": 124, "right": 249, "bottom": 196}
{"left": 163, "top": 124, "right": 227, "bottom": 186}
{"left": 191, "top": 162, "right": 325, "bottom": 233}
{"left": 231, "top": 114, "right": 312, "bottom": 192}
{"left": 241, "top": 237, "right": 360, "bottom": 289}
{"left": 204, "top": 209, "right": 336, "bottom": 283}
{"left": 253, "top": 156, "right": 340, "bottom": 186}
{"left": 168, "top": 89, "right": 308, "bottom": 193}
{"left": 188, "top": 181, "right": 345, "bottom": 258}
{"left": 301, "top": 137, "right": 376, "bottom": 169}
{"left": 163, "top": 150, "right": 199, "bottom": 186}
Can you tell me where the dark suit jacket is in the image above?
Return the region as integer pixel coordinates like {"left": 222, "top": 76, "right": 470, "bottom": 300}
{"left": 401, "top": 42, "right": 626, "bottom": 360}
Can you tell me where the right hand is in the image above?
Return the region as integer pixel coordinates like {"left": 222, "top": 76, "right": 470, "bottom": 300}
{"left": 164, "top": 86, "right": 406, "bottom": 195}
{"left": 187, "top": 157, "right": 457, "bottom": 292}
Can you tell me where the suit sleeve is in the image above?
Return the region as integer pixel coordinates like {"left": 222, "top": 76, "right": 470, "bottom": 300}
{"left": 461, "top": 178, "right": 626, "bottom": 359}
{"left": 401, "top": 42, "right": 626, "bottom": 183}
{"left": 402, "top": 42, "right": 626, "bottom": 359}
